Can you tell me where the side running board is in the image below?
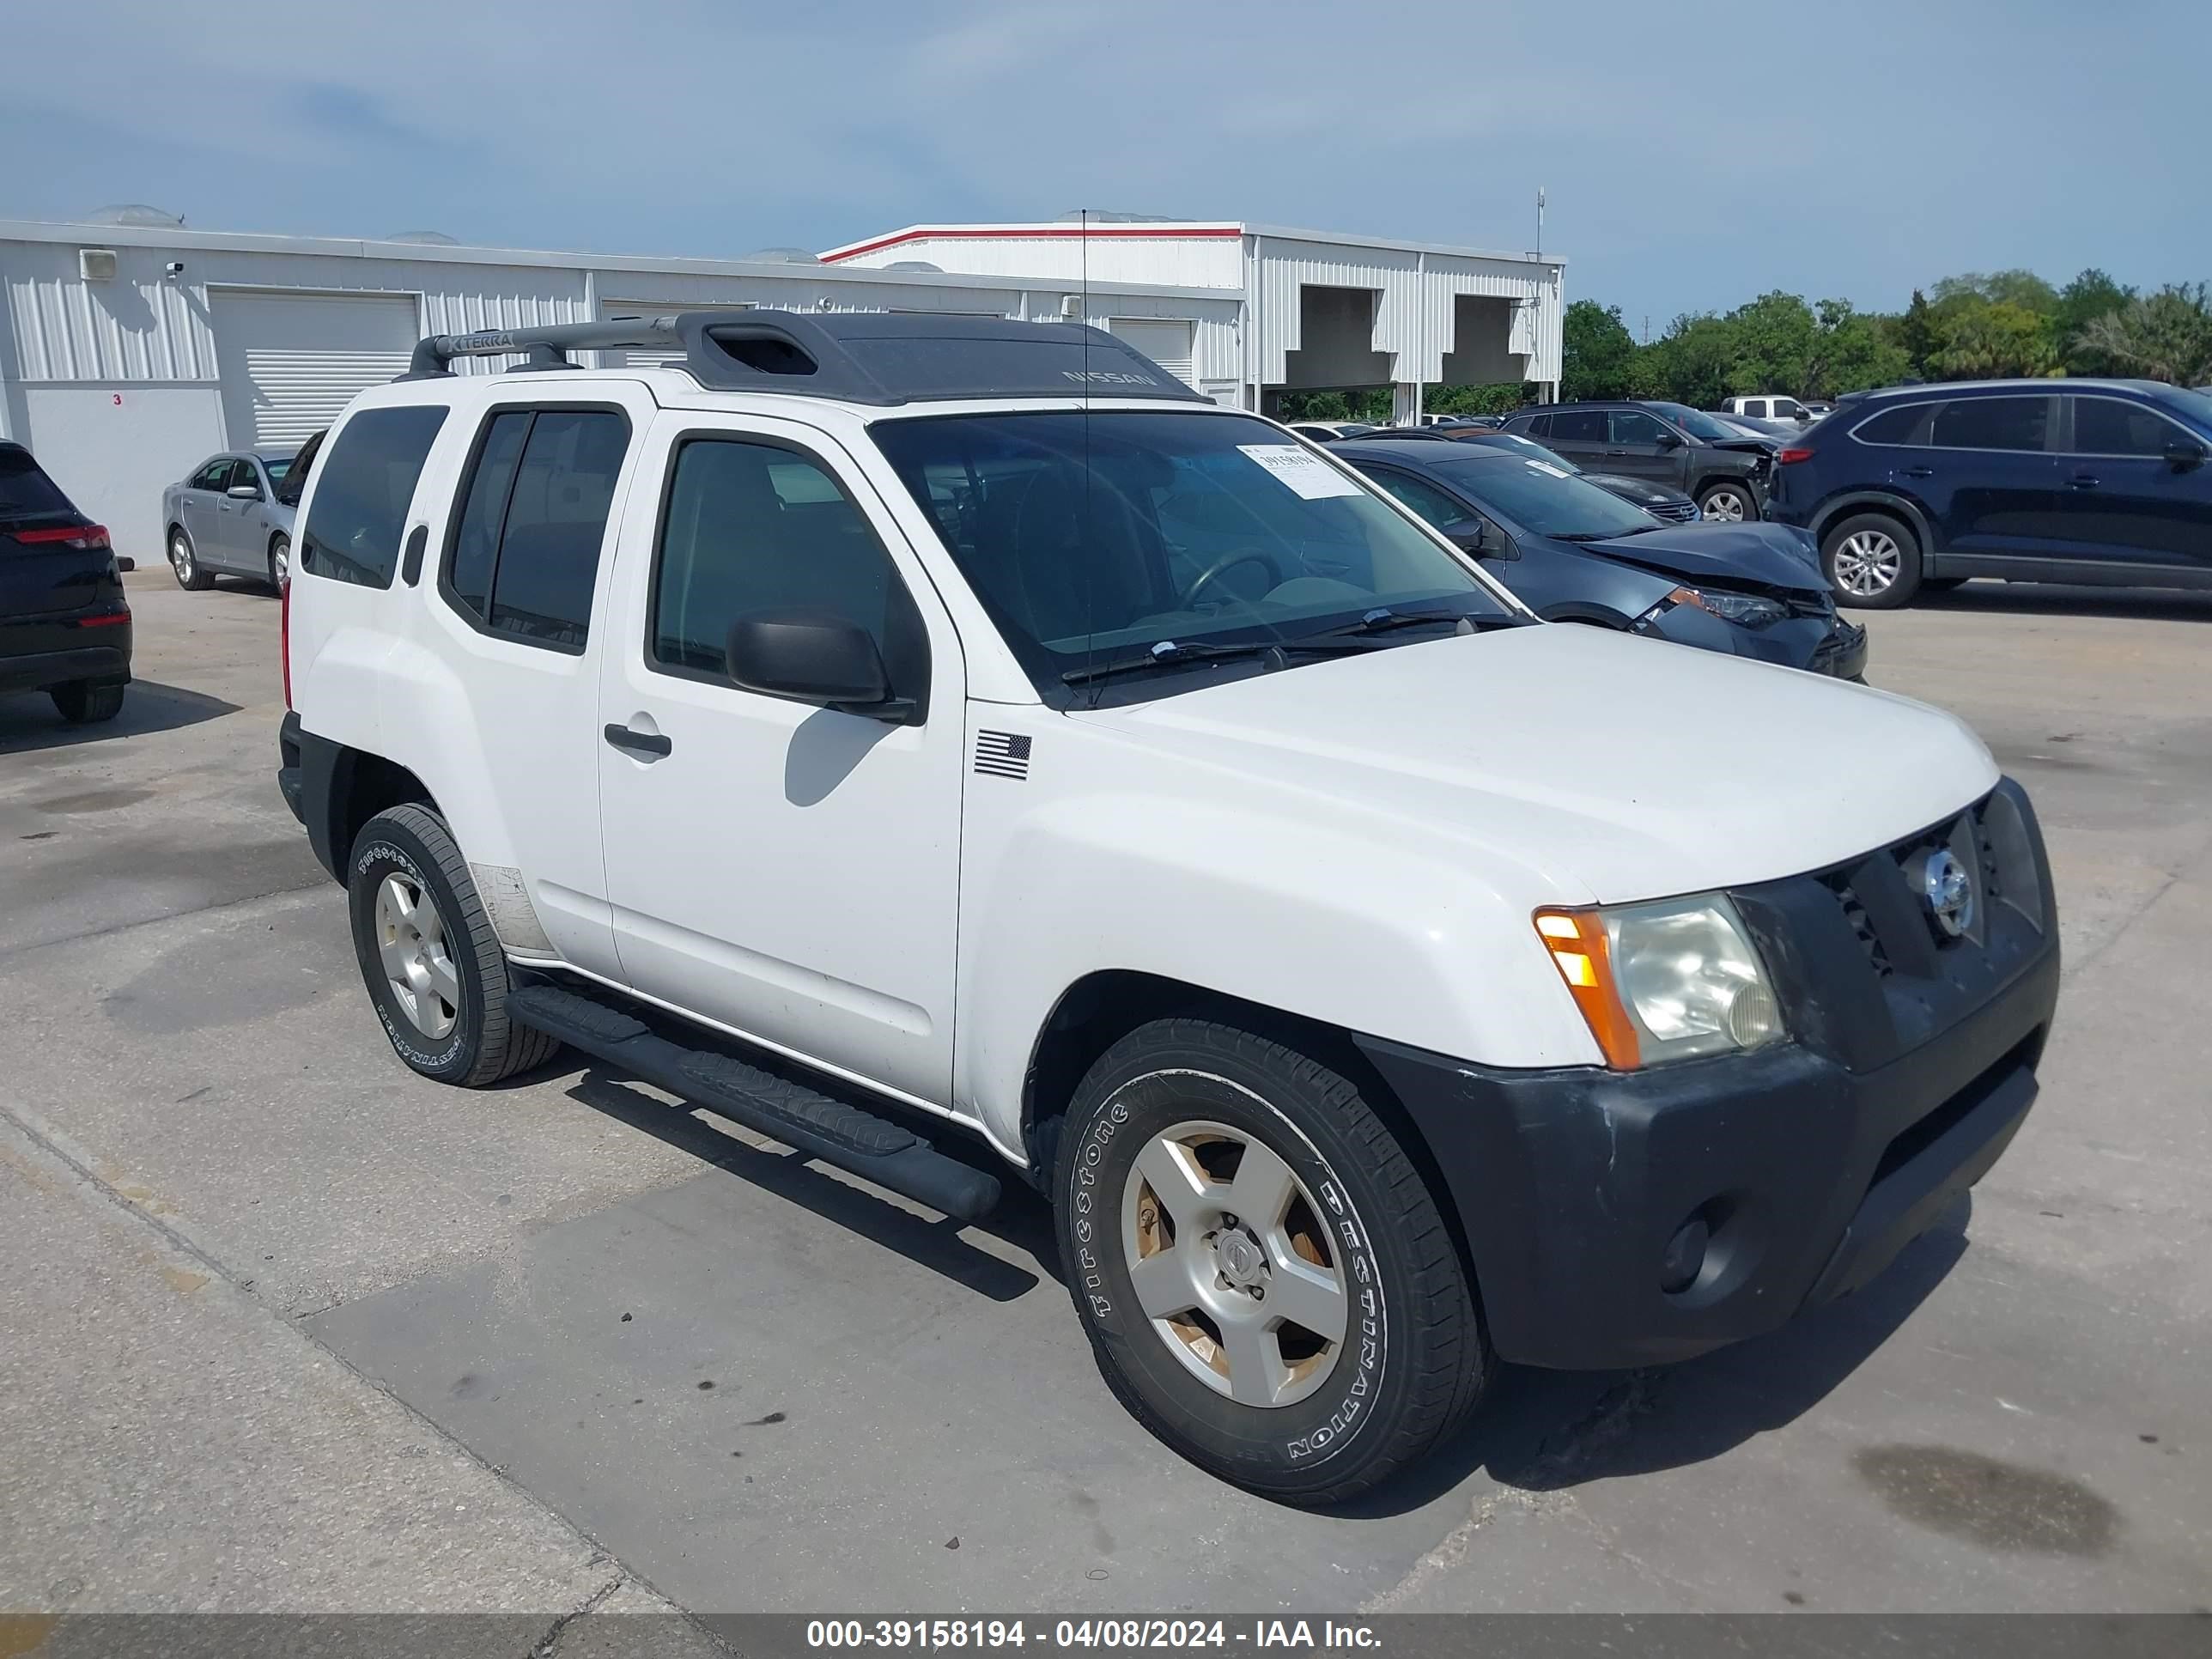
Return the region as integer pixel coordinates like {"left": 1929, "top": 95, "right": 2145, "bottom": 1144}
{"left": 508, "top": 983, "right": 1000, "bottom": 1221}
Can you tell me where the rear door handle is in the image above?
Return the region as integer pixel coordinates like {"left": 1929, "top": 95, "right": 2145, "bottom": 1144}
{"left": 603, "top": 723, "right": 672, "bottom": 759}
{"left": 2069, "top": 472, "right": 2101, "bottom": 490}
{"left": 1903, "top": 465, "right": 1935, "bottom": 479}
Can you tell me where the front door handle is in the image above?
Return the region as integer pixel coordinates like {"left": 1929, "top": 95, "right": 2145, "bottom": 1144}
{"left": 603, "top": 723, "right": 672, "bottom": 759}
{"left": 2069, "top": 472, "right": 2101, "bottom": 490}
{"left": 1903, "top": 465, "right": 1936, "bottom": 479}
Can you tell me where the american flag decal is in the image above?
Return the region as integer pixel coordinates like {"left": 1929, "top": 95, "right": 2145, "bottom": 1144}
{"left": 974, "top": 729, "right": 1032, "bottom": 780}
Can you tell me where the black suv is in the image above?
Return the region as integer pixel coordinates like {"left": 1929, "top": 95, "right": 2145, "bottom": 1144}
{"left": 1503, "top": 400, "right": 1773, "bottom": 524}
{"left": 3, "top": 441, "right": 131, "bottom": 724}
{"left": 1765, "top": 380, "right": 2212, "bottom": 608}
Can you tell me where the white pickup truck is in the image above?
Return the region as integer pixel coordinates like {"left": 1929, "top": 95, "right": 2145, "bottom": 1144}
{"left": 278, "top": 310, "right": 2059, "bottom": 1504}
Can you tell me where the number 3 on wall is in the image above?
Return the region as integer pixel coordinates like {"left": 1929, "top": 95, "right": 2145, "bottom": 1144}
{"left": 112, "top": 393, "right": 123, "bottom": 405}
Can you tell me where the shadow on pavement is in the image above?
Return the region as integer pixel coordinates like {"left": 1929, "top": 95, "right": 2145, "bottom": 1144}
{"left": 562, "top": 1067, "right": 1052, "bottom": 1304}
{"left": 1913, "top": 583, "right": 2212, "bottom": 623}
{"left": 0, "top": 680, "right": 240, "bottom": 756}
{"left": 1328, "top": 1196, "right": 1973, "bottom": 1518}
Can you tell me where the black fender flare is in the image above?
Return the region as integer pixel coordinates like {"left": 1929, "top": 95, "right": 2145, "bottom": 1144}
{"left": 1538, "top": 602, "right": 1632, "bottom": 628}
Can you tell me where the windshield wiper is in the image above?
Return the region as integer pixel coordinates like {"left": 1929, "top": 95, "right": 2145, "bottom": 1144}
{"left": 1060, "top": 636, "right": 1372, "bottom": 687}
{"left": 1305, "top": 605, "right": 1490, "bottom": 639}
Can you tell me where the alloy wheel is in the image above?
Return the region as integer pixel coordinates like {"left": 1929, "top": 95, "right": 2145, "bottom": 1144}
{"left": 1121, "top": 1119, "right": 1350, "bottom": 1408}
{"left": 374, "top": 872, "right": 461, "bottom": 1039}
{"left": 169, "top": 534, "right": 193, "bottom": 584}
{"left": 1832, "top": 529, "right": 1902, "bottom": 598}
{"left": 1704, "top": 488, "right": 1749, "bottom": 523}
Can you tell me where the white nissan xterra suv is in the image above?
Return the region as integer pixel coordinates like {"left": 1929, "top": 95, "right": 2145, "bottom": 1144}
{"left": 278, "top": 310, "right": 2060, "bottom": 1504}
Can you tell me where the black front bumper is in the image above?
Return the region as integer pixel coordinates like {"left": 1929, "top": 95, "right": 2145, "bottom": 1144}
{"left": 1358, "top": 778, "right": 2057, "bottom": 1371}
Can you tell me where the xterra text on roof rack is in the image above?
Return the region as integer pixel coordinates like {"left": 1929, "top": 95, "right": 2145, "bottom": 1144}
{"left": 277, "top": 309, "right": 2059, "bottom": 1503}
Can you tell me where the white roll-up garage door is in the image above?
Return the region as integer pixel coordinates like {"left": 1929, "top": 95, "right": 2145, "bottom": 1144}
{"left": 211, "top": 291, "right": 420, "bottom": 448}
{"left": 1108, "top": 318, "right": 1195, "bottom": 387}
{"left": 599, "top": 301, "right": 754, "bottom": 371}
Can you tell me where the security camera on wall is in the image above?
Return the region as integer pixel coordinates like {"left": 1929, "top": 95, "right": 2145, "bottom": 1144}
{"left": 164, "top": 260, "right": 185, "bottom": 278}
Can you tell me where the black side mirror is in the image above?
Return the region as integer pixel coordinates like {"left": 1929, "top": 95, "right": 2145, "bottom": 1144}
{"left": 1653, "top": 429, "right": 1684, "bottom": 450}
{"left": 1453, "top": 522, "right": 1515, "bottom": 560}
{"left": 2165, "top": 440, "right": 2208, "bottom": 471}
{"left": 726, "top": 609, "right": 915, "bottom": 722}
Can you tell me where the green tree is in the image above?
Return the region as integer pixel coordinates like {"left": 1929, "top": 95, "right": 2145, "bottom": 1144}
{"left": 1560, "top": 300, "right": 1641, "bottom": 400}
{"left": 2055, "top": 268, "right": 2138, "bottom": 373}
{"left": 1806, "top": 300, "right": 1912, "bottom": 395}
{"left": 2075, "top": 284, "right": 2212, "bottom": 386}
{"left": 1894, "top": 289, "right": 1941, "bottom": 379}
{"left": 1930, "top": 300, "right": 2060, "bottom": 379}
{"left": 1725, "top": 291, "right": 1819, "bottom": 396}
{"left": 1932, "top": 270, "right": 2060, "bottom": 316}
{"left": 1646, "top": 313, "right": 1737, "bottom": 409}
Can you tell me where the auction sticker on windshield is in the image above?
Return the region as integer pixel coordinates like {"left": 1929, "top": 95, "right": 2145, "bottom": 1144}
{"left": 1524, "top": 459, "right": 1571, "bottom": 478}
{"left": 1238, "top": 444, "right": 1363, "bottom": 500}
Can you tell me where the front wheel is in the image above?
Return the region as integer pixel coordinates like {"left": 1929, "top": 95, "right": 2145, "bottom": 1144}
{"left": 1695, "top": 481, "right": 1758, "bottom": 523}
{"left": 346, "top": 805, "right": 562, "bottom": 1086}
{"left": 1055, "top": 1018, "right": 1488, "bottom": 1504}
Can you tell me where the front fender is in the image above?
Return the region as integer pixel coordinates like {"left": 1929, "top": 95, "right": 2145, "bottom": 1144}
{"left": 951, "top": 788, "right": 1605, "bottom": 1157}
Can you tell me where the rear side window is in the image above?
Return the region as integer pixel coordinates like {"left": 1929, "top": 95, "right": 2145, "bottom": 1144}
{"left": 650, "top": 437, "right": 928, "bottom": 699}
{"left": 300, "top": 407, "right": 448, "bottom": 589}
{"left": 2071, "top": 397, "right": 2181, "bottom": 458}
{"left": 441, "top": 407, "right": 629, "bottom": 652}
{"left": 1, "top": 447, "right": 76, "bottom": 521}
{"left": 1549, "top": 410, "right": 1607, "bottom": 443}
{"left": 1930, "top": 397, "right": 2051, "bottom": 453}
{"left": 1851, "top": 402, "right": 1934, "bottom": 446}
{"left": 1508, "top": 413, "right": 1548, "bottom": 437}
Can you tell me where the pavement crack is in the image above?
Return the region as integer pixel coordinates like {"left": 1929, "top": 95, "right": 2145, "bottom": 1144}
{"left": 532, "top": 1573, "right": 626, "bottom": 1656}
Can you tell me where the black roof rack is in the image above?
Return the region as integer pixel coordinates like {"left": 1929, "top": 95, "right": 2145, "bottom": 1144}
{"left": 402, "top": 308, "right": 1208, "bottom": 407}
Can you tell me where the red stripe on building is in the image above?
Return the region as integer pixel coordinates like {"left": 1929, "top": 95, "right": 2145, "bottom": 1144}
{"left": 821, "top": 225, "right": 1243, "bottom": 263}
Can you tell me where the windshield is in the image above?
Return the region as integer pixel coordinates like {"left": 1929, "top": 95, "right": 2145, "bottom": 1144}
{"left": 872, "top": 410, "right": 1516, "bottom": 703}
{"left": 1649, "top": 403, "right": 1741, "bottom": 443}
{"left": 2164, "top": 387, "right": 2212, "bottom": 431}
{"left": 1, "top": 447, "right": 76, "bottom": 526}
{"left": 1437, "top": 453, "right": 1661, "bottom": 540}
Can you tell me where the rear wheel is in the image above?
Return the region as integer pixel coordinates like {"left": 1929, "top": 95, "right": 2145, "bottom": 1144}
{"left": 1696, "top": 481, "right": 1758, "bottom": 523}
{"left": 346, "top": 804, "right": 562, "bottom": 1086}
{"left": 1054, "top": 1018, "right": 1488, "bottom": 1504}
{"left": 267, "top": 532, "right": 291, "bottom": 589}
{"left": 1822, "top": 512, "right": 1923, "bottom": 609}
{"left": 168, "top": 527, "right": 213, "bottom": 592}
{"left": 50, "top": 681, "right": 125, "bottom": 723}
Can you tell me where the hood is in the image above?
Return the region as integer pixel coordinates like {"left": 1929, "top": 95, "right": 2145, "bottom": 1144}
{"left": 1581, "top": 471, "right": 1686, "bottom": 507}
{"left": 1072, "top": 624, "right": 1996, "bottom": 906}
{"left": 1583, "top": 521, "right": 1826, "bottom": 594}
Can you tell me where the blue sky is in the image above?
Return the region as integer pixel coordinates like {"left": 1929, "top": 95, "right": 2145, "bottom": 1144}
{"left": 7, "top": 1, "right": 2207, "bottom": 325}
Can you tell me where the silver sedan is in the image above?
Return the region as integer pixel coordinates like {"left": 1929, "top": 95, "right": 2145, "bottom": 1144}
{"left": 160, "top": 447, "right": 300, "bottom": 591}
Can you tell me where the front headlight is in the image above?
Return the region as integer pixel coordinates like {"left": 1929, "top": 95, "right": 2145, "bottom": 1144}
{"left": 1534, "top": 894, "right": 1784, "bottom": 1069}
{"left": 1651, "top": 585, "right": 1789, "bottom": 628}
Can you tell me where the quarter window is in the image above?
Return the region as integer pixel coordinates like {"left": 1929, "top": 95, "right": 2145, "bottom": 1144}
{"left": 1930, "top": 397, "right": 2051, "bottom": 453}
{"left": 299, "top": 406, "right": 449, "bottom": 589}
{"left": 2071, "top": 397, "right": 2181, "bottom": 458}
{"left": 441, "top": 407, "right": 628, "bottom": 651}
{"left": 1851, "top": 403, "right": 1934, "bottom": 446}
{"left": 650, "top": 437, "right": 928, "bottom": 705}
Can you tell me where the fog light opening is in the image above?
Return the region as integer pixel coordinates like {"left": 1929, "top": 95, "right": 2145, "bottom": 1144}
{"left": 1660, "top": 1213, "right": 1713, "bottom": 1296}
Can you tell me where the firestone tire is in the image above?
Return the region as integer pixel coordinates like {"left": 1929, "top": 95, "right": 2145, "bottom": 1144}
{"left": 346, "top": 804, "right": 562, "bottom": 1087}
{"left": 1054, "top": 1018, "right": 1489, "bottom": 1504}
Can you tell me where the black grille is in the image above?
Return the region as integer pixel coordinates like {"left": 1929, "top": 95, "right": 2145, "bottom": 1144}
{"left": 1814, "top": 791, "right": 2035, "bottom": 981}
{"left": 1649, "top": 500, "right": 1699, "bottom": 522}
{"left": 1825, "top": 875, "right": 1895, "bottom": 977}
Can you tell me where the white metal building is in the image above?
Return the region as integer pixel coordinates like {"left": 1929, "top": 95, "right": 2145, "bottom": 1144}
{"left": 824, "top": 217, "right": 1565, "bottom": 422}
{"left": 2, "top": 208, "right": 1561, "bottom": 565}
